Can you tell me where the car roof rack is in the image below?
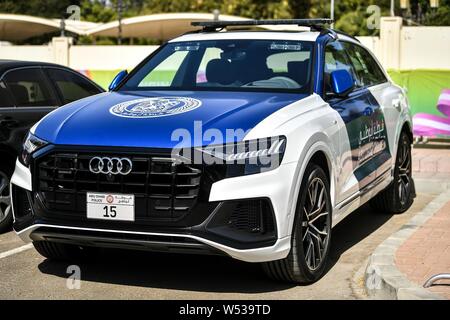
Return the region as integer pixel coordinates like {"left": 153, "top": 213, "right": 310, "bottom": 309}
{"left": 188, "top": 19, "right": 362, "bottom": 42}
{"left": 191, "top": 19, "right": 334, "bottom": 32}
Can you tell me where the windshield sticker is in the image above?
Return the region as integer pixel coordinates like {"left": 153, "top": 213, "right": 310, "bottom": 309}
{"left": 174, "top": 45, "right": 200, "bottom": 51}
{"left": 109, "top": 97, "right": 202, "bottom": 118}
{"left": 270, "top": 43, "right": 302, "bottom": 51}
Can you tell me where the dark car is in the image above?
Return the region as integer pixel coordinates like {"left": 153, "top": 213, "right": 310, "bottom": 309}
{"left": 0, "top": 60, "right": 104, "bottom": 232}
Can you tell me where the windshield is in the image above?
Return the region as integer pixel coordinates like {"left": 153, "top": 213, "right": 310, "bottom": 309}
{"left": 119, "top": 39, "right": 314, "bottom": 93}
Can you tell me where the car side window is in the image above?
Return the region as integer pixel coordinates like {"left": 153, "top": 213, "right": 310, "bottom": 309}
{"left": 342, "top": 42, "right": 387, "bottom": 87}
{"left": 324, "top": 41, "right": 356, "bottom": 95}
{"left": 45, "top": 68, "right": 101, "bottom": 104}
{"left": 3, "top": 68, "right": 58, "bottom": 107}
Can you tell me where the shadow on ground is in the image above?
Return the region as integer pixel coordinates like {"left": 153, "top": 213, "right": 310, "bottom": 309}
{"left": 37, "top": 204, "right": 393, "bottom": 293}
{"left": 326, "top": 204, "right": 393, "bottom": 272}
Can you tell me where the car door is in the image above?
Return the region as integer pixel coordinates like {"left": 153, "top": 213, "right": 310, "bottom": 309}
{"left": 0, "top": 67, "right": 59, "bottom": 153}
{"left": 323, "top": 41, "right": 379, "bottom": 204}
{"left": 341, "top": 42, "right": 393, "bottom": 182}
{"left": 43, "top": 67, "right": 103, "bottom": 105}
{"left": 0, "top": 79, "right": 17, "bottom": 148}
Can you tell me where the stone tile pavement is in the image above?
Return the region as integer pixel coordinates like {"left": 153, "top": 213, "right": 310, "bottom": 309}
{"left": 412, "top": 147, "right": 450, "bottom": 178}
{"left": 412, "top": 147, "right": 450, "bottom": 193}
{"left": 396, "top": 201, "right": 450, "bottom": 299}
{"left": 365, "top": 147, "right": 450, "bottom": 299}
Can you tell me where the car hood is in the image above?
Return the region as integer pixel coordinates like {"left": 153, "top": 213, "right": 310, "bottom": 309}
{"left": 34, "top": 91, "right": 306, "bottom": 148}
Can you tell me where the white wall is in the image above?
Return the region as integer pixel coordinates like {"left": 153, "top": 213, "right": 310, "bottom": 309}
{"left": 70, "top": 45, "right": 158, "bottom": 70}
{"left": 0, "top": 45, "right": 53, "bottom": 63}
{"left": 401, "top": 26, "right": 450, "bottom": 70}
{"left": 0, "top": 23, "right": 450, "bottom": 71}
{"left": 356, "top": 36, "right": 381, "bottom": 59}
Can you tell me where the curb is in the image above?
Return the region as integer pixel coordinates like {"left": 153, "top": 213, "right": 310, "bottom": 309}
{"left": 364, "top": 190, "right": 450, "bottom": 300}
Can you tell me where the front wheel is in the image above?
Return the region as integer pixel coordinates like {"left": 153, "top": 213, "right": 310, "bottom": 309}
{"left": 262, "top": 164, "right": 332, "bottom": 284}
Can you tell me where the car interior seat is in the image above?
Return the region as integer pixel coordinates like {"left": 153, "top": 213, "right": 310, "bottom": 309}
{"left": 287, "top": 59, "right": 310, "bottom": 87}
{"left": 8, "top": 84, "right": 29, "bottom": 106}
{"left": 205, "top": 59, "right": 237, "bottom": 85}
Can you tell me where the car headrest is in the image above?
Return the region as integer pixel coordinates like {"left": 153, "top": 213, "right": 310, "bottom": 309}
{"left": 287, "top": 60, "right": 310, "bottom": 86}
{"left": 8, "top": 84, "right": 29, "bottom": 105}
{"left": 236, "top": 60, "right": 274, "bottom": 84}
{"left": 205, "top": 59, "right": 235, "bottom": 85}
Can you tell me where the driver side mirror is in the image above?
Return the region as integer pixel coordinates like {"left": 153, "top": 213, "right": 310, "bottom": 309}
{"left": 330, "top": 69, "right": 354, "bottom": 97}
{"left": 108, "top": 70, "right": 128, "bottom": 91}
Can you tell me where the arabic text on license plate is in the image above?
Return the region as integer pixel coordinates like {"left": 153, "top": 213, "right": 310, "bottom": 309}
{"left": 86, "top": 193, "right": 134, "bottom": 221}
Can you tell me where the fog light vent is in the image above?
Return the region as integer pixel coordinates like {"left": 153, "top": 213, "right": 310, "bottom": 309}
{"left": 12, "top": 186, "right": 33, "bottom": 219}
{"left": 228, "top": 199, "right": 275, "bottom": 234}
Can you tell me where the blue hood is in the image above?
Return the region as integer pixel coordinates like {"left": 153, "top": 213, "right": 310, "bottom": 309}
{"left": 34, "top": 91, "right": 305, "bottom": 148}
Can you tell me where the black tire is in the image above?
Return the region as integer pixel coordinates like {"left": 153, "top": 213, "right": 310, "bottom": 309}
{"left": 33, "top": 241, "right": 94, "bottom": 261}
{"left": 262, "top": 164, "right": 332, "bottom": 284}
{"left": 370, "top": 131, "right": 414, "bottom": 214}
{"left": 0, "top": 162, "right": 14, "bottom": 233}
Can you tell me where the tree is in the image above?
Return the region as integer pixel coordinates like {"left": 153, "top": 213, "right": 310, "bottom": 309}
{"left": 2, "top": 0, "right": 449, "bottom": 39}
{"left": 0, "top": 0, "right": 81, "bottom": 19}
{"left": 81, "top": 0, "right": 116, "bottom": 22}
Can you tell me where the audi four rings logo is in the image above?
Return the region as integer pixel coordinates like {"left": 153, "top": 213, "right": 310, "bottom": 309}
{"left": 89, "top": 157, "right": 133, "bottom": 175}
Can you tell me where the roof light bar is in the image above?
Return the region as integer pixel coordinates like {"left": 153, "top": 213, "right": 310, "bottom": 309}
{"left": 191, "top": 19, "right": 334, "bottom": 31}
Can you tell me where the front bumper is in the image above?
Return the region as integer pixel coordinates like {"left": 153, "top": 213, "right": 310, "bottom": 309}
{"left": 11, "top": 148, "right": 298, "bottom": 262}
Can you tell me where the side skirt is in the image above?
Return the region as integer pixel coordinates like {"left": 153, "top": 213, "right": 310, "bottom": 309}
{"left": 332, "top": 168, "right": 393, "bottom": 227}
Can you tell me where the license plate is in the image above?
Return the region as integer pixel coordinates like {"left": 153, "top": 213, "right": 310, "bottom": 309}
{"left": 86, "top": 192, "right": 135, "bottom": 221}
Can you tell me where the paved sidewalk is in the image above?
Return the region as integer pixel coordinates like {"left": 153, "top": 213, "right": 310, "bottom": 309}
{"left": 412, "top": 147, "right": 450, "bottom": 194}
{"left": 396, "top": 200, "right": 450, "bottom": 299}
{"left": 412, "top": 147, "right": 450, "bottom": 179}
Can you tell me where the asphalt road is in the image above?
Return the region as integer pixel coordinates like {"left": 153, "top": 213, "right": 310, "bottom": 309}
{"left": 0, "top": 192, "right": 436, "bottom": 300}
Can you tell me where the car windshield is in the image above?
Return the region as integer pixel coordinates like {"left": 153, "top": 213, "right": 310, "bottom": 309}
{"left": 119, "top": 39, "right": 314, "bottom": 93}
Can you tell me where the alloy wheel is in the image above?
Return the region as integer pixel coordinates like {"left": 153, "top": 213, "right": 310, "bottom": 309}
{"left": 397, "top": 139, "right": 412, "bottom": 207}
{"left": 301, "top": 177, "right": 331, "bottom": 271}
{"left": 0, "top": 171, "right": 11, "bottom": 223}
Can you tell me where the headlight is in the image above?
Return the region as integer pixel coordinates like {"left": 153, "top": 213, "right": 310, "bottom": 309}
{"left": 195, "top": 136, "right": 286, "bottom": 177}
{"left": 20, "top": 132, "right": 48, "bottom": 166}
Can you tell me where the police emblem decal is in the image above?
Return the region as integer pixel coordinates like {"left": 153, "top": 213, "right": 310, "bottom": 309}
{"left": 109, "top": 97, "right": 202, "bottom": 118}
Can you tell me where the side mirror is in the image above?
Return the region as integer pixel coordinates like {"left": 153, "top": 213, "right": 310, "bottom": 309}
{"left": 108, "top": 70, "right": 128, "bottom": 91}
{"left": 330, "top": 69, "right": 354, "bottom": 97}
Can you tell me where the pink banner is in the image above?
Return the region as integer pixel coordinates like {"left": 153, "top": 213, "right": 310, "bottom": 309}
{"left": 413, "top": 89, "right": 450, "bottom": 137}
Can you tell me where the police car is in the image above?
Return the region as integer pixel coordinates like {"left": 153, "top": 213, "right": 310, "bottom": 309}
{"left": 10, "top": 19, "right": 414, "bottom": 284}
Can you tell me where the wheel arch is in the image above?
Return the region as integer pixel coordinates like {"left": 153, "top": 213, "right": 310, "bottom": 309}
{"left": 401, "top": 120, "right": 413, "bottom": 143}
{"left": 392, "top": 119, "right": 413, "bottom": 171}
{"left": 286, "top": 139, "right": 336, "bottom": 238}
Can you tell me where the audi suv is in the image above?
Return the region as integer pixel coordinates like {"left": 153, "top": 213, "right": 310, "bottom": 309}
{"left": 10, "top": 20, "right": 414, "bottom": 283}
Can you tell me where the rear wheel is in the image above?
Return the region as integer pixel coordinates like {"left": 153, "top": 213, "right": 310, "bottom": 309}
{"left": 33, "top": 241, "right": 95, "bottom": 261}
{"left": 262, "top": 164, "right": 332, "bottom": 283}
{"left": 370, "top": 131, "right": 414, "bottom": 214}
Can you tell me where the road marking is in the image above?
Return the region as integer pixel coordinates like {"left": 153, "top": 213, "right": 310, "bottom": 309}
{"left": 0, "top": 243, "right": 33, "bottom": 259}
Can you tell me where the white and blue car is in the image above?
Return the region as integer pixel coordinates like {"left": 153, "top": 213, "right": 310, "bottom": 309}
{"left": 10, "top": 19, "right": 415, "bottom": 283}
